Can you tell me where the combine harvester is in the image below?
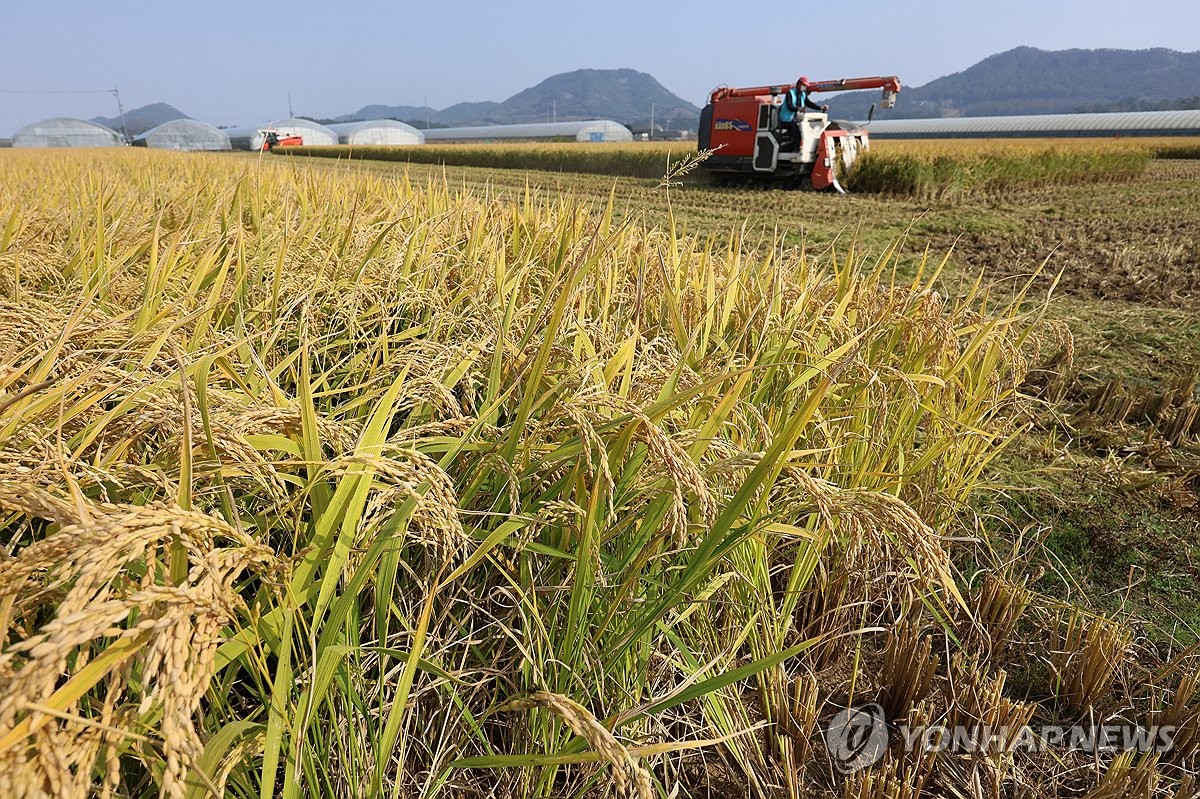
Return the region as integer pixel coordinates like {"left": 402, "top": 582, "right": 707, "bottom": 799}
{"left": 698, "top": 75, "right": 901, "bottom": 191}
{"left": 260, "top": 129, "right": 303, "bottom": 151}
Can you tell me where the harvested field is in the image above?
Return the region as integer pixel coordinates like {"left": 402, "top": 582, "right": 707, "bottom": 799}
{"left": 1, "top": 147, "right": 1198, "bottom": 799}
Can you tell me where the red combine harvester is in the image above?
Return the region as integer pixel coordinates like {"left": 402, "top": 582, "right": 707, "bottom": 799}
{"left": 698, "top": 75, "right": 901, "bottom": 191}
{"left": 260, "top": 129, "right": 303, "bottom": 151}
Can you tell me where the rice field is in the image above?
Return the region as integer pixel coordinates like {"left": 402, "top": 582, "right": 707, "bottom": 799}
{"left": 1, "top": 148, "right": 1198, "bottom": 799}
{"left": 279, "top": 136, "right": 1200, "bottom": 198}
{"left": 845, "top": 137, "right": 1200, "bottom": 198}
{"left": 845, "top": 144, "right": 1151, "bottom": 198}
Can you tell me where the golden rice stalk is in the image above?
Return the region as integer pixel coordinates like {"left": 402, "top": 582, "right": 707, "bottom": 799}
{"left": 1047, "top": 609, "right": 1131, "bottom": 713}
{"left": 1146, "top": 667, "right": 1200, "bottom": 764}
{"left": 880, "top": 620, "right": 939, "bottom": 720}
{"left": 502, "top": 691, "right": 653, "bottom": 799}
{"left": 776, "top": 673, "right": 821, "bottom": 799}
{"left": 946, "top": 653, "right": 1037, "bottom": 756}
{"left": 933, "top": 752, "right": 1003, "bottom": 799}
{"left": 843, "top": 760, "right": 923, "bottom": 799}
{"left": 843, "top": 706, "right": 938, "bottom": 799}
{"left": 1083, "top": 751, "right": 1160, "bottom": 799}
{"left": 792, "top": 568, "right": 855, "bottom": 670}
{"left": 965, "top": 574, "right": 1031, "bottom": 658}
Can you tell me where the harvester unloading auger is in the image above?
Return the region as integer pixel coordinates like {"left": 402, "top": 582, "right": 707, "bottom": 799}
{"left": 698, "top": 75, "right": 901, "bottom": 192}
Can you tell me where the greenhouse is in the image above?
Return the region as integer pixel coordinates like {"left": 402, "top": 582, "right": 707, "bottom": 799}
{"left": 328, "top": 120, "right": 425, "bottom": 146}
{"left": 132, "top": 119, "right": 231, "bottom": 151}
{"left": 423, "top": 120, "right": 633, "bottom": 143}
{"left": 12, "top": 118, "right": 124, "bottom": 148}
{"left": 864, "top": 110, "right": 1200, "bottom": 139}
{"left": 224, "top": 118, "right": 339, "bottom": 150}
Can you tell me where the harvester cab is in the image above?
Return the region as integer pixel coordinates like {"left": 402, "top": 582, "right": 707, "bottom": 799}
{"left": 699, "top": 75, "right": 901, "bottom": 192}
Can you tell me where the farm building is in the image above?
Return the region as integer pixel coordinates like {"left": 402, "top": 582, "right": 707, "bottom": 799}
{"left": 12, "top": 118, "right": 124, "bottom": 148}
{"left": 132, "top": 119, "right": 231, "bottom": 151}
{"left": 423, "top": 120, "right": 633, "bottom": 143}
{"left": 224, "top": 118, "right": 339, "bottom": 150}
{"left": 328, "top": 120, "right": 425, "bottom": 146}
{"left": 863, "top": 110, "right": 1200, "bottom": 139}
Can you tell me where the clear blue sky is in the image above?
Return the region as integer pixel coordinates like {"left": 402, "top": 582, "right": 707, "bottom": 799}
{"left": 2, "top": 0, "right": 1197, "bottom": 135}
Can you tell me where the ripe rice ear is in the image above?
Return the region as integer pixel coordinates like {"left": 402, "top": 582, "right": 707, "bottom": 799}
{"left": 502, "top": 691, "right": 653, "bottom": 799}
{"left": 0, "top": 502, "right": 277, "bottom": 799}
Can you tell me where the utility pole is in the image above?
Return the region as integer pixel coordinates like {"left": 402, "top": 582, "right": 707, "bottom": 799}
{"left": 425, "top": 95, "right": 429, "bottom": 130}
{"left": 650, "top": 102, "right": 655, "bottom": 140}
{"left": 111, "top": 84, "right": 129, "bottom": 143}
{"left": 553, "top": 99, "right": 556, "bottom": 123}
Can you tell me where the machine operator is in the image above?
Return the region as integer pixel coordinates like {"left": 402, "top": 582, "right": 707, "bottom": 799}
{"left": 779, "top": 77, "right": 829, "bottom": 148}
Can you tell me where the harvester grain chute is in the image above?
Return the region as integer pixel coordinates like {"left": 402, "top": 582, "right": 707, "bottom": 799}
{"left": 698, "top": 75, "right": 901, "bottom": 192}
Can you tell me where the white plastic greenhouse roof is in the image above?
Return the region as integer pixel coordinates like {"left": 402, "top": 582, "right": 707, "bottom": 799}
{"left": 327, "top": 120, "right": 425, "bottom": 146}
{"left": 13, "top": 117, "right": 124, "bottom": 148}
{"left": 423, "top": 120, "right": 633, "bottom": 142}
{"left": 224, "top": 118, "right": 340, "bottom": 150}
{"left": 133, "top": 119, "right": 231, "bottom": 151}
{"left": 862, "top": 110, "right": 1200, "bottom": 138}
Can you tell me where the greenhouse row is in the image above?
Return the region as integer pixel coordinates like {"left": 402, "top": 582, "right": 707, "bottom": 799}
{"left": 8, "top": 117, "right": 636, "bottom": 149}
{"left": 864, "top": 110, "right": 1200, "bottom": 138}
{"left": 11, "top": 118, "right": 125, "bottom": 148}
{"left": 423, "top": 120, "right": 634, "bottom": 142}
{"left": 9, "top": 117, "right": 428, "bottom": 150}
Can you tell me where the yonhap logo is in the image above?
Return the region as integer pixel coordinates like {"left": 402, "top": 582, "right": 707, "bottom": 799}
{"left": 822, "top": 704, "right": 1177, "bottom": 776}
{"left": 825, "top": 703, "right": 889, "bottom": 774}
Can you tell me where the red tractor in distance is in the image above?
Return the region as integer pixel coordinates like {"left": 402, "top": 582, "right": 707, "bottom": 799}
{"left": 698, "top": 75, "right": 901, "bottom": 191}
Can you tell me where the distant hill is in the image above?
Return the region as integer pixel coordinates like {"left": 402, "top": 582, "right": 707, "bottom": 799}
{"left": 488, "top": 69, "right": 698, "bottom": 127}
{"left": 439, "top": 101, "right": 502, "bottom": 124}
{"left": 335, "top": 101, "right": 501, "bottom": 127}
{"left": 824, "top": 47, "right": 1200, "bottom": 120}
{"left": 339, "top": 69, "right": 698, "bottom": 129}
{"left": 91, "top": 103, "right": 188, "bottom": 137}
{"left": 337, "top": 104, "right": 437, "bottom": 124}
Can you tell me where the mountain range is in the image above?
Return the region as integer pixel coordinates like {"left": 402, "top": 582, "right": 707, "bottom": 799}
{"left": 333, "top": 69, "right": 700, "bottom": 130}
{"left": 825, "top": 46, "right": 1200, "bottom": 120}
{"left": 85, "top": 47, "right": 1200, "bottom": 138}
